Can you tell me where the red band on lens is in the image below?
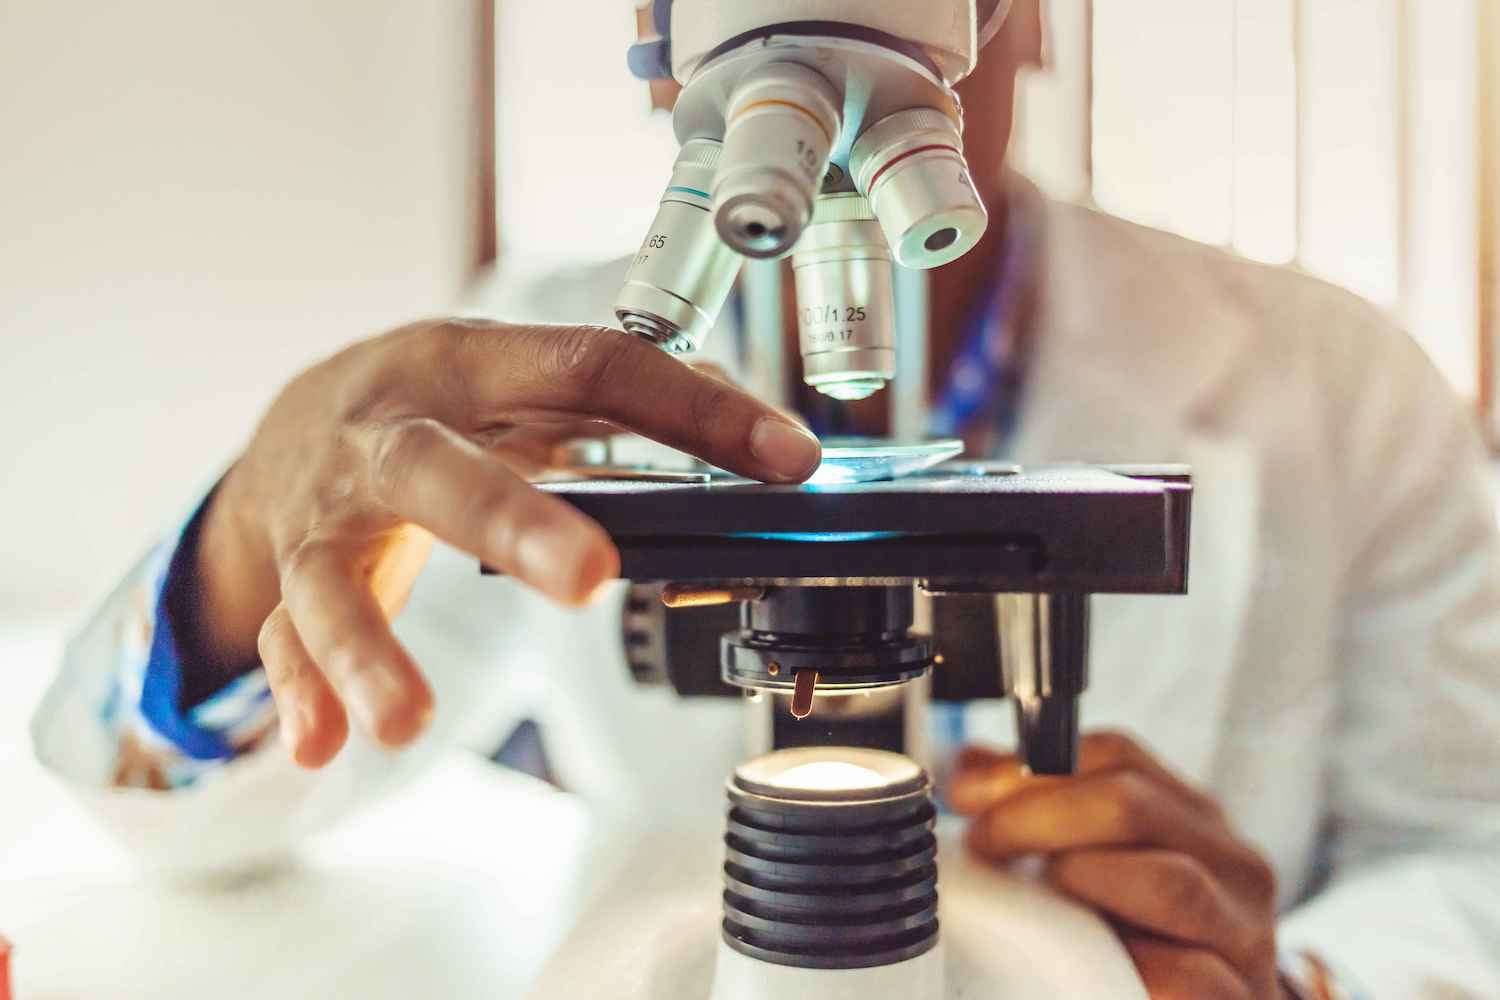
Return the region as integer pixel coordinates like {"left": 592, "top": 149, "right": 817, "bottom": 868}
{"left": 865, "top": 143, "right": 960, "bottom": 192}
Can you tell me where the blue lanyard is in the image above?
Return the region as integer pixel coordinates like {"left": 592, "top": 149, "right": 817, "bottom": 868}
{"left": 929, "top": 196, "right": 1039, "bottom": 457}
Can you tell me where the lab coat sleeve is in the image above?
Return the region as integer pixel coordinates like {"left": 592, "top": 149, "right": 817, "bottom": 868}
{"left": 25, "top": 269, "right": 598, "bottom": 878}
{"left": 29, "top": 515, "right": 522, "bottom": 879}
{"left": 1277, "top": 323, "right": 1500, "bottom": 997}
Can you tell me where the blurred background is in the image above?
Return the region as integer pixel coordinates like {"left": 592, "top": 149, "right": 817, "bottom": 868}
{"left": 0, "top": 0, "right": 1496, "bottom": 625}
{"left": 0, "top": 5, "right": 1494, "bottom": 993}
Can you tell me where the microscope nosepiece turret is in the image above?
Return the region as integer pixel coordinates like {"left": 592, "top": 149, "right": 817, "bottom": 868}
{"left": 617, "top": 0, "right": 993, "bottom": 399}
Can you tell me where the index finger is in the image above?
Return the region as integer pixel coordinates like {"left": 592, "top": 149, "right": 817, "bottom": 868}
{"left": 965, "top": 769, "right": 1222, "bottom": 862}
{"left": 1048, "top": 849, "right": 1270, "bottom": 975}
{"left": 963, "top": 768, "right": 1271, "bottom": 900}
{"left": 948, "top": 730, "right": 1221, "bottom": 819}
{"left": 453, "top": 322, "right": 821, "bottom": 483}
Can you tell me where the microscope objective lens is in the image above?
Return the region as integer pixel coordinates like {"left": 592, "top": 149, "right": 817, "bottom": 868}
{"left": 924, "top": 227, "right": 959, "bottom": 252}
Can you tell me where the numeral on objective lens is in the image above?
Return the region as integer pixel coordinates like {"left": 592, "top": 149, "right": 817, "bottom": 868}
{"left": 646, "top": 234, "right": 669, "bottom": 249}
{"left": 799, "top": 305, "right": 866, "bottom": 325}
{"left": 806, "top": 328, "right": 854, "bottom": 345}
{"left": 793, "top": 139, "right": 822, "bottom": 181}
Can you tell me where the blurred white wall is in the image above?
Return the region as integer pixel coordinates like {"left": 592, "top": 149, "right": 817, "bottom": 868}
{"left": 0, "top": 2, "right": 484, "bottom": 617}
{"left": 495, "top": 0, "right": 677, "bottom": 283}
{"left": 1014, "top": 0, "right": 1492, "bottom": 403}
{"left": 2, "top": 0, "right": 1490, "bottom": 618}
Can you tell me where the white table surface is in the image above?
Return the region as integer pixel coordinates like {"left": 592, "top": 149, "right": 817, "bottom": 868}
{"left": 0, "top": 619, "right": 1152, "bottom": 1000}
{"left": 0, "top": 620, "right": 612, "bottom": 1000}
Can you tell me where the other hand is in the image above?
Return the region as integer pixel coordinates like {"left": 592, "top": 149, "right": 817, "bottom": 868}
{"left": 949, "top": 731, "right": 1283, "bottom": 999}
{"left": 192, "top": 319, "right": 821, "bottom": 767}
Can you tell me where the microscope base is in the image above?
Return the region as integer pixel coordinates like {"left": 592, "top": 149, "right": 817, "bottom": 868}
{"left": 709, "top": 941, "right": 942, "bottom": 1000}
{"left": 524, "top": 822, "right": 1146, "bottom": 1000}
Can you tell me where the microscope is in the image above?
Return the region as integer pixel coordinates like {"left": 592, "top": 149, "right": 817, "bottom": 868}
{"left": 519, "top": 2, "right": 1193, "bottom": 997}
{"left": 616, "top": 0, "right": 994, "bottom": 402}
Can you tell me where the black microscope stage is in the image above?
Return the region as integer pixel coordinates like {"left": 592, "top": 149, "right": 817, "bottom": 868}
{"left": 532, "top": 464, "right": 1191, "bottom": 593}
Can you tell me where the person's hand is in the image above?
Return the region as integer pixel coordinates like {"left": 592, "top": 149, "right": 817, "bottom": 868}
{"left": 949, "top": 731, "right": 1283, "bottom": 999}
{"left": 190, "top": 318, "right": 821, "bottom": 767}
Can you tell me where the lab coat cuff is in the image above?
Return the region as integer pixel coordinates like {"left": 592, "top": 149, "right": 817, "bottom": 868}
{"left": 1277, "top": 945, "right": 1370, "bottom": 1000}
{"left": 115, "top": 487, "right": 276, "bottom": 786}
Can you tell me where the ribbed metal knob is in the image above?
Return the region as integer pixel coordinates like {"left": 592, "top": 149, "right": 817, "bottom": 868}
{"left": 722, "top": 747, "right": 940, "bottom": 970}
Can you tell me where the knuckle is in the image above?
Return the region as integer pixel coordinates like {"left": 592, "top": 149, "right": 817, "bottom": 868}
{"left": 472, "top": 474, "right": 542, "bottom": 557}
{"left": 369, "top": 417, "right": 444, "bottom": 501}
{"left": 967, "top": 810, "right": 1002, "bottom": 856}
{"left": 1086, "top": 729, "right": 1140, "bottom": 768}
{"left": 1192, "top": 955, "right": 1249, "bottom": 1000}
{"left": 256, "top": 611, "right": 293, "bottom": 674}
{"left": 319, "top": 640, "right": 367, "bottom": 682}
{"left": 686, "top": 378, "right": 734, "bottom": 440}
{"left": 1238, "top": 847, "right": 1278, "bottom": 909}
{"left": 332, "top": 330, "right": 431, "bottom": 426}
{"left": 1240, "top": 930, "right": 1278, "bottom": 977}
{"left": 539, "top": 324, "right": 631, "bottom": 402}
{"left": 400, "top": 316, "right": 479, "bottom": 357}
{"left": 1157, "top": 853, "right": 1217, "bottom": 922}
{"left": 410, "top": 322, "right": 465, "bottom": 382}
{"left": 457, "top": 471, "right": 523, "bottom": 547}
{"left": 277, "top": 536, "right": 339, "bottom": 596}
{"left": 435, "top": 318, "right": 499, "bottom": 375}
{"left": 1154, "top": 946, "right": 1243, "bottom": 1000}
{"left": 360, "top": 320, "right": 484, "bottom": 423}
{"left": 1100, "top": 771, "right": 1155, "bottom": 840}
{"left": 1201, "top": 793, "right": 1229, "bottom": 824}
{"left": 485, "top": 507, "right": 523, "bottom": 563}
{"left": 1046, "top": 851, "right": 1089, "bottom": 890}
{"left": 1125, "top": 937, "right": 1247, "bottom": 1000}
{"left": 689, "top": 360, "right": 731, "bottom": 384}
{"left": 1160, "top": 978, "right": 1217, "bottom": 1000}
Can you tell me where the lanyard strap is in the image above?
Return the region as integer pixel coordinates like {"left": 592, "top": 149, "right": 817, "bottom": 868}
{"left": 929, "top": 189, "right": 1041, "bottom": 457}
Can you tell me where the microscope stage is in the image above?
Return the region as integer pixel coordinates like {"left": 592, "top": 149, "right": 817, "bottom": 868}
{"left": 531, "top": 464, "right": 1190, "bottom": 593}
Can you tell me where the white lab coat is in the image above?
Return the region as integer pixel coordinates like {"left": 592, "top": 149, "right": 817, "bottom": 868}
{"left": 33, "top": 181, "right": 1500, "bottom": 997}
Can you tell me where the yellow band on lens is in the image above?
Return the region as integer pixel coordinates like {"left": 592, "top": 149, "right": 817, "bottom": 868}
{"left": 728, "top": 98, "right": 833, "bottom": 146}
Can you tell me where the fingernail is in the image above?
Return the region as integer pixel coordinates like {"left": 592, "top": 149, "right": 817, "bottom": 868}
{"left": 513, "top": 518, "right": 610, "bottom": 603}
{"left": 750, "top": 418, "right": 820, "bottom": 481}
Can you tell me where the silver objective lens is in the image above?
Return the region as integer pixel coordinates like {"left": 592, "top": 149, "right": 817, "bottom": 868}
{"left": 850, "top": 108, "right": 988, "bottom": 269}
{"left": 712, "top": 62, "right": 841, "bottom": 259}
{"left": 791, "top": 193, "right": 896, "bottom": 401}
{"left": 616, "top": 138, "right": 743, "bottom": 353}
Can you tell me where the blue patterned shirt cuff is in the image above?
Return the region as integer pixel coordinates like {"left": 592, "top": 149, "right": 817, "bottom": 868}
{"left": 107, "top": 499, "right": 275, "bottom": 789}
